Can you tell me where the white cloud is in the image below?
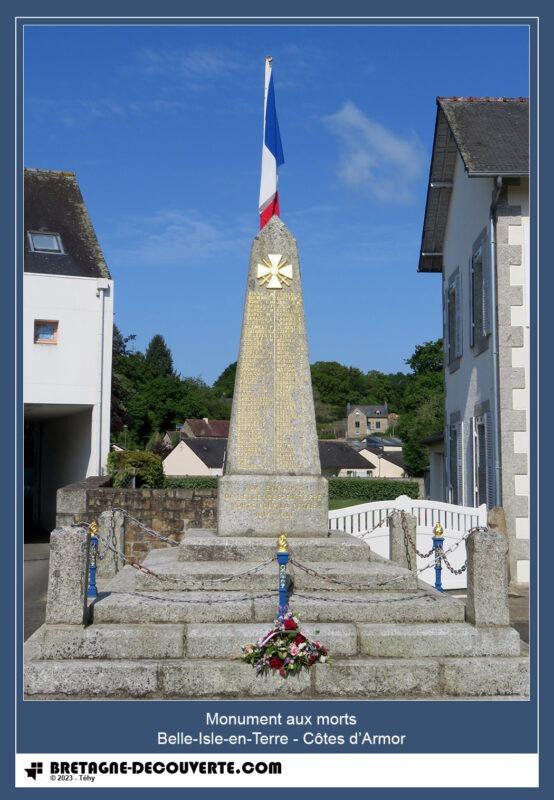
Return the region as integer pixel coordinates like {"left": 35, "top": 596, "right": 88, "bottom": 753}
{"left": 103, "top": 209, "right": 249, "bottom": 270}
{"left": 323, "top": 101, "right": 425, "bottom": 203}
{"left": 135, "top": 46, "right": 243, "bottom": 90}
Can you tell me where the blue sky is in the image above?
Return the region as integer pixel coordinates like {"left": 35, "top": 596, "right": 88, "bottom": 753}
{"left": 24, "top": 24, "right": 529, "bottom": 383}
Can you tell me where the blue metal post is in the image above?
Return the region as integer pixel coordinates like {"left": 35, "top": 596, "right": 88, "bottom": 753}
{"left": 276, "top": 533, "right": 289, "bottom": 619}
{"left": 87, "top": 520, "right": 99, "bottom": 599}
{"left": 432, "top": 522, "right": 444, "bottom": 592}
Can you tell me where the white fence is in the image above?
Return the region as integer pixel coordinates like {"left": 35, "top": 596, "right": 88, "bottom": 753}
{"left": 328, "top": 495, "right": 487, "bottom": 590}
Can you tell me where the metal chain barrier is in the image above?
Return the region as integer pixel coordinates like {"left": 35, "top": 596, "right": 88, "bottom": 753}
{"left": 110, "top": 508, "right": 180, "bottom": 548}
{"left": 290, "top": 526, "right": 480, "bottom": 591}
{"left": 79, "top": 520, "right": 275, "bottom": 588}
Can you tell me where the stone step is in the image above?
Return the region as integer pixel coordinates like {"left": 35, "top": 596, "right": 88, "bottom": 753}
{"left": 185, "top": 622, "right": 356, "bottom": 658}
{"left": 24, "top": 655, "right": 529, "bottom": 699}
{"left": 133, "top": 559, "right": 418, "bottom": 593}
{"left": 41, "top": 624, "right": 185, "bottom": 660}
{"left": 93, "top": 588, "right": 465, "bottom": 625}
{"left": 257, "top": 591, "right": 465, "bottom": 624}
{"left": 358, "top": 623, "right": 522, "bottom": 658}
{"left": 177, "top": 529, "right": 373, "bottom": 563}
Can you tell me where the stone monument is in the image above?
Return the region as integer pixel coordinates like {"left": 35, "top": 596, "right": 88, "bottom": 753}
{"left": 218, "top": 215, "right": 328, "bottom": 537}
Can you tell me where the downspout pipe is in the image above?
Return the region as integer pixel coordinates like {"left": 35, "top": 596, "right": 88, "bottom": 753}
{"left": 490, "top": 176, "right": 503, "bottom": 506}
{"left": 97, "top": 284, "right": 109, "bottom": 475}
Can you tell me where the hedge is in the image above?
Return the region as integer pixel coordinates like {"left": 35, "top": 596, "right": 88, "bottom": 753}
{"left": 164, "top": 476, "right": 218, "bottom": 490}
{"left": 165, "top": 475, "right": 418, "bottom": 502}
{"left": 107, "top": 450, "right": 165, "bottom": 488}
{"left": 328, "top": 478, "right": 419, "bottom": 502}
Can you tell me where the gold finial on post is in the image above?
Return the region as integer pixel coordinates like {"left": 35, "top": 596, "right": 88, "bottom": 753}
{"left": 433, "top": 522, "right": 444, "bottom": 538}
{"left": 277, "top": 533, "right": 288, "bottom": 553}
{"left": 89, "top": 520, "right": 99, "bottom": 536}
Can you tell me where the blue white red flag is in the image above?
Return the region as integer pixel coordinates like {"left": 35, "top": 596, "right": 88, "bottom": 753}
{"left": 259, "top": 57, "right": 284, "bottom": 228}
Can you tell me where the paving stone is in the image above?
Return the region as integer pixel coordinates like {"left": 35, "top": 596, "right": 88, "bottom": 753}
{"left": 441, "top": 657, "right": 529, "bottom": 696}
{"left": 93, "top": 591, "right": 254, "bottom": 624}
{"left": 178, "top": 530, "right": 371, "bottom": 563}
{"left": 185, "top": 622, "right": 357, "bottom": 658}
{"left": 358, "top": 623, "right": 521, "bottom": 658}
{"left": 314, "top": 658, "right": 440, "bottom": 697}
{"left": 160, "top": 659, "right": 312, "bottom": 697}
{"left": 41, "top": 623, "right": 185, "bottom": 660}
{"left": 24, "top": 660, "right": 159, "bottom": 697}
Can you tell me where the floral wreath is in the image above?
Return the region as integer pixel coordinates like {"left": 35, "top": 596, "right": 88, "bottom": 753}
{"left": 242, "top": 611, "right": 329, "bottom": 678}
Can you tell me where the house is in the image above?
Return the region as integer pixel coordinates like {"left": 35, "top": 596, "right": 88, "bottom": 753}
{"left": 163, "top": 438, "right": 376, "bottom": 478}
{"left": 318, "top": 441, "right": 377, "bottom": 478}
{"left": 182, "top": 418, "right": 230, "bottom": 438}
{"left": 359, "top": 446, "right": 407, "bottom": 479}
{"left": 364, "top": 435, "right": 404, "bottom": 453}
{"left": 346, "top": 403, "right": 390, "bottom": 438}
{"left": 24, "top": 168, "right": 113, "bottom": 538}
{"left": 418, "top": 97, "right": 529, "bottom": 584}
{"left": 163, "top": 438, "right": 227, "bottom": 477}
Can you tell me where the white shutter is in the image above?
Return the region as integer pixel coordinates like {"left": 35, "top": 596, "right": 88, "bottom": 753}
{"left": 456, "top": 420, "right": 464, "bottom": 505}
{"left": 455, "top": 273, "right": 463, "bottom": 358}
{"left": 465, "top": 417, "right": 475, "bottom": 507}
{"left": 484, "top": 411, "right": 495, "bottom": 508}
{"left": 482, "top": 236, "right": 492, "bottom": 336}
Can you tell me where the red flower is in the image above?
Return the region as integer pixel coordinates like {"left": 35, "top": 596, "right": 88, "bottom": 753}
{"left": 294, "top": 634, "right": 306, "bottom": 645}
{"left": 269, "top": 657, "right": 284, "bottom": 669}
{"left": 308, "top": 654, "right": 318, "bottom": 665}
{"left": 283, "top": 619, "right": 298, "bottom": 630}
{"left": 279, "top": 668, "right": 286, "bottom": 677}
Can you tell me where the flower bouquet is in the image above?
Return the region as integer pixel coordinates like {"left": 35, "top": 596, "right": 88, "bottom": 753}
{"left": 242, "top": 611, "right": 329, "bottom": 678}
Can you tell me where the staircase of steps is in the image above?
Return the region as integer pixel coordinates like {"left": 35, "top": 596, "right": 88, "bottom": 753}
{"left": 24, "top": 529, "right": 529, "bottom": 699}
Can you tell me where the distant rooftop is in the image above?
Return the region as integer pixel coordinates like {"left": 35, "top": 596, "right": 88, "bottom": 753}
{"left": 419, "top": 97, "right": 529, "bottom": 273}
{"left": 184, "top": 419, "right": 230, "bottom": 438}
{"left": 348, "top": 403, "right": 388, "bottom": 418}
{"left": 168, "top": 438, "right": 376, "bottom": 471}
{"left": 24, "top": 168, "right": 110, "bottom": 279}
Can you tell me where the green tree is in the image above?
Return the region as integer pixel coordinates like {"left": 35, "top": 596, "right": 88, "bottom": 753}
{"left": 212, "top": 361, "right": 237, "bottom": 398}
{"left": 310, "top": 361, "right": 368, "bottom": 410}
{"left": 397, "top": 340, "right": 445, "bottom": 475}
{"left": 405, "top": 339, "right": 443, "bottom": 375}
{"left": 145, "top": 334, "right": 174, "bottom": 378}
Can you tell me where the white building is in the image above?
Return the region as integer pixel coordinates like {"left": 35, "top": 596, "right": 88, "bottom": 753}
{"left": 418, "top": 97, "right": 529, "bottom": 585}
{"left": 24, "top": 169, "right": 113, "bottom": 537}
{"left": 163, "top": 438, "right": 376, "bottom": 479}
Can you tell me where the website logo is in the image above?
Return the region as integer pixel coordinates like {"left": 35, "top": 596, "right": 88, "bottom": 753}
{"left": 24, "top": 762, "right": 43, "bottom": 780}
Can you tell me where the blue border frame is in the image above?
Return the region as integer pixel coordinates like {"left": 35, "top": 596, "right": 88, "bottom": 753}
{"left": 2, "top": 2, "right": 549, "bottom": 797}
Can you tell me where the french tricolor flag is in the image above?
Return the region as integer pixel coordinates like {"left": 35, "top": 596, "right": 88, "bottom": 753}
{"left": 259, "top": 57, "right": 284, "bottom": 228}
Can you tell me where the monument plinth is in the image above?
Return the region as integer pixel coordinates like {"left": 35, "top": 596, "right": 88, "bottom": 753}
{"left": 217, "top": 216, "right": 328, "bottom": 536}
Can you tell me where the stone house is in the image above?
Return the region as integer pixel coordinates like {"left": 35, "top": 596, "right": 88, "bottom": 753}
{"left": 24, "top": 169, "right": 113, "bottom": 538}
{"left": 418, "top": 97, "right": 529, "bottom": 585}
{"left": 346, "top": 403, "right": 390, "bottom": 438}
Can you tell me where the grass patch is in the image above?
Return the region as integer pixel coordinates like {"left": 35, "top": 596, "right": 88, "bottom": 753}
{"left": 328, "top": 498, "right": 362, "bottom": 511}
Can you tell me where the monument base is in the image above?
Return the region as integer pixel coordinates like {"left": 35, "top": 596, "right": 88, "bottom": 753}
{"left": 217, "top": 474, "right": 328, "bottom": 537}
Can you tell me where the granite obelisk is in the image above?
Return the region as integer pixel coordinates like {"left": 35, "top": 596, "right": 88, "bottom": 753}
{"left": 217, "top": 216, "right": 328, "bottom": 536}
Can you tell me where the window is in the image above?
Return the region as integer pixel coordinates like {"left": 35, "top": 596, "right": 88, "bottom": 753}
{"left": 448, "top": 423, "right": 459, "bottom": 504}
{"left": 470, "top": 242, "right": 491, "bottom": 349}
{"left": 446, "top": 271, "right": 462, "bottom": 366}
{"left": 28, "top": 231, "right": 63, "bottom": 253}
{"left": 472, "top": 413, "right": 495, "bottom": 508}
{"left": 355, "top": 420, "right": 360, "bottom": 429}
{"left": 34, "top": 320, "right": 58, "bottom": 344}
{"left": 375, "top": 421, "right": 381, "bottom": 429}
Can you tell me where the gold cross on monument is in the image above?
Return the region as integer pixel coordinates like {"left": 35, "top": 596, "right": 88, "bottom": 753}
{"left": 256, "top": 254, "right": 293, "bottom": 289}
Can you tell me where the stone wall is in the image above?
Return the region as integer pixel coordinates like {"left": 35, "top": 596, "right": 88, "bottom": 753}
{"left": 56, "top": 477, "right": 217, "bottom": 560}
